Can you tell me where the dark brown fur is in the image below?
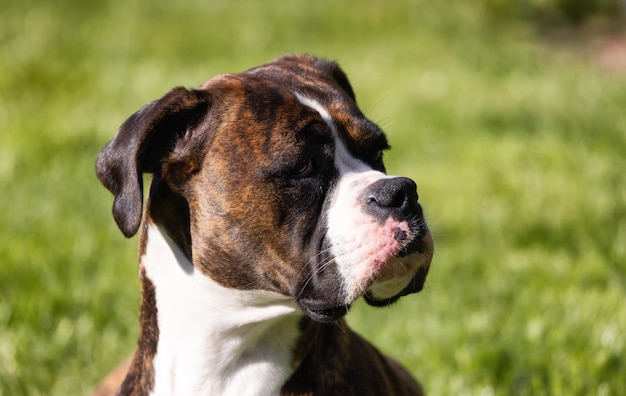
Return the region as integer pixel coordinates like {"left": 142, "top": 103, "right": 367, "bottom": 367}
{"left": 94, "top": 54, "right": 429, "bottom": 396}
{"left": 282, "top": 318, "right": 423, "bottom": 395}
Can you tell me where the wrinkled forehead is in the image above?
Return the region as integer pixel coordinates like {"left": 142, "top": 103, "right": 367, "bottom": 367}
{"left": 201, "top": 66, "right": 387, "bottom": 153}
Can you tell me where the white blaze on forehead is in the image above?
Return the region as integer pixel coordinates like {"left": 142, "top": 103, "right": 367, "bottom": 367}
{"left": 294, "top": 93, "right": 416, "bottom": 303}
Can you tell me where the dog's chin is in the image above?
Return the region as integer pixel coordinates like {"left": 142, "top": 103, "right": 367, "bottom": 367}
{"left": 299, "top": 259, "right": 430, "bottom": 320}
{"left": 364, "top": 264, "right": 429, "bottom": 307}
{"left": 364, "top": 232, "right": 434, "bottom": 307}
{"left": 298, "top": 232, "right": 433, "bottom": 319}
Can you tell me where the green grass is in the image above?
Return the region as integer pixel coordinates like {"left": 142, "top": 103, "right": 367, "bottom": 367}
{"left": 1, "top": 0, "right": 625, "bottom": 395}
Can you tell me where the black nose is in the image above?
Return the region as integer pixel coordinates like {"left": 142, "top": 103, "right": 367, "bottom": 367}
{"left": 359, "top": 177, "right": 422, "bottom": 220}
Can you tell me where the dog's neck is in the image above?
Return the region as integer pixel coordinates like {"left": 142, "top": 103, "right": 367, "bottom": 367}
{"left": 137, "top": 223, "right": 302, "bottom": 396}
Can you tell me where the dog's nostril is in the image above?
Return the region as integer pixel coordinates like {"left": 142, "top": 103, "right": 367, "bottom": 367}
{"left": 364, "top": 177, "right": 418, "bottom": 210}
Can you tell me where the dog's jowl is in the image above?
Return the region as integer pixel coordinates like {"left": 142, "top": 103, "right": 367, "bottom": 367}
{"left": 94, "top": 54, "right": 434, "bottom": 396}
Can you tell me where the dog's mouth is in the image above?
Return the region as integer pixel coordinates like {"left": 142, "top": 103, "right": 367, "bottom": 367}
{"left": 364, "top": 264, "right": 429, "bottom": 307}
{"left": 298, "top": 302, "right": 351, "bottom": 323}
{"left": 394, "top": 220, "right": 430, "bottom": 257}
{"left": 299, "top": 257, "right": 428, "bottom": 320}
{"left": 396, "top": 234, "right": 427, "bottom": 257}
{"left": 364, "top": 230, "right": 434, "bottom": 307}
{"left": 295, "top": 226, "right": 433, "bottom": 322}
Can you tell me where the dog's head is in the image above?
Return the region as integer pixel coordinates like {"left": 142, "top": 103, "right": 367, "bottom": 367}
{"left": 97, "top": 54, "right": 434, "bottom": 323}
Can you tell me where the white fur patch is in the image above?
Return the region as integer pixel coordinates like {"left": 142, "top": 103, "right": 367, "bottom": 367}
{"left": 143, "top": 224, "right": 301, "bottom": 396}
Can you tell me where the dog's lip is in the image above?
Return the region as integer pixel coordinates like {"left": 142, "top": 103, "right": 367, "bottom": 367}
{"left": 395, "top": 225, "right": 430, "bottom": 258}
{"left": 363, "top": 292, "right": 402, "bottom": 307}
{"left": 364, "top": 264, "right": 429, "bottom": 307}
{"left": 365, "top": 229, "right": 434, "bottom": 306}
{"left": 396, "top": 237, "right": 426, "bottom": 257}
{"left": 297, "top": 300, "right": 351, "bottom": 323}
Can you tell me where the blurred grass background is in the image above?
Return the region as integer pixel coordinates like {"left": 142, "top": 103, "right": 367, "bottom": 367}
{"left": 1, "top": 0, "right": 625, "bottom": 394}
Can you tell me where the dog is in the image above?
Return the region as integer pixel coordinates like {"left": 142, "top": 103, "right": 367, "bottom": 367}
{"left": 94, "top": 54, "right": 434, "bottom": 395}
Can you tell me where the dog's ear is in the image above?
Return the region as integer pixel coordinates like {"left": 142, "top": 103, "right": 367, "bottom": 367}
{"left": 96, "top": 87, "right": 211, "bottom": 238}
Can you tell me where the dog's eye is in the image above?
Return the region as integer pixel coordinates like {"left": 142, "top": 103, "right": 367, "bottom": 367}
{"left": 290, "top": 158, "right": 314, "bottom": 178}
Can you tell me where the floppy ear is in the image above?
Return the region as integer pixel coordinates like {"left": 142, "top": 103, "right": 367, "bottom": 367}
{"left": 96, "top": 87, "right": 211, "bottom": 238}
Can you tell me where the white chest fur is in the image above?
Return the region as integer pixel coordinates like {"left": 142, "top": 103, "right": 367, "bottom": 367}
{"left": 142, "top": 224, "right": 302, "bottom": 396}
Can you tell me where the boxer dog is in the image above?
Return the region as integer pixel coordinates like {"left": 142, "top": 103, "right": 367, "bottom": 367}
{"left": 94, "top": 54, "right": 434, "bottom": 395}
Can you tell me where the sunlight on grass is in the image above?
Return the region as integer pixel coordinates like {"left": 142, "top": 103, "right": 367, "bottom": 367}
{"left": 1, "top": 0, "right": 625, "bottom": 394}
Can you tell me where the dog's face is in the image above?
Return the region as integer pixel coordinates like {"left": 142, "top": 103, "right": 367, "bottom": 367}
{"left": 97, "top": 55, "right": 433, "bottom": 323}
